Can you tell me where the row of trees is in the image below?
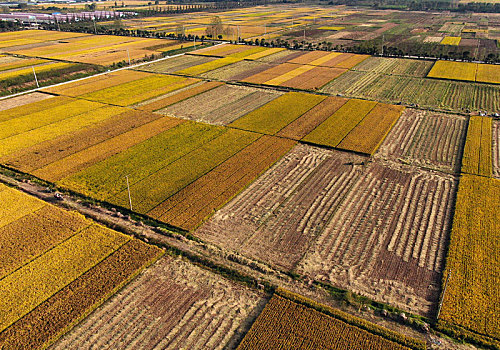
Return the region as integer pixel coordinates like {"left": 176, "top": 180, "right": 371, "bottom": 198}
{"left": 328, "top": 0, "right": 500, "bottom": 12}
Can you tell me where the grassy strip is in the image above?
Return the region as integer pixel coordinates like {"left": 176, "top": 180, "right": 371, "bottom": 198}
{"left": 229, "top": 92, "right": 325, "bottom": 135}
{"left": 275, "top": 288, "right": 427, "bottom": 350}
{"left": 0, "top": 239, "right": 164, "bottom": 350}
{"left": 303, "top": 98, "right": 377, "bottom": 148}
{"left": 0, "top": 224, "right": 130, "bottom": 332}
{"left": 438, "top": 175, "right": 499, "bottom": 344}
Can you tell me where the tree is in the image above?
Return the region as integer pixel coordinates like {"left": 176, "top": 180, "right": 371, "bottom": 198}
{"left": 206, "top": 16, "right": 223, "bottom": 39}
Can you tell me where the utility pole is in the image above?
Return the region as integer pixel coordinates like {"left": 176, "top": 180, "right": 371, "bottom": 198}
{"left": 437, "top": 269, "right": 452, "bottom": 319}
{"left": 126, "top": 48, "right": 131, "bottom": 65}
{"left": 126, "top": 175, "right": 133, "bottom": 211}
{"left": 32, "top": 67, "right": 39, "bottom": 88}
{"left": 381, "top": 34, "right": 385, "bottom": 56}
{"left": 303, "top": 27, "right": 306, "bottom": 51}
{"left": 93, "top": 17, "right": 97, "bottom": 34}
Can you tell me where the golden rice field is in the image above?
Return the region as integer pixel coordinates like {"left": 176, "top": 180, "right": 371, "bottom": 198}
{"left": 438, "top": 175, "right": 499, "bottom": 347}
{"left": 0, "top": 183, "right": 163, "bottom": 349}
{"left": 461, "top": 116, "right": 492, "bottom": 177}
{"left": 440, "top": 36, "right": 461, "bottom": 45}
{"left": 428, "top": 60, "right": 500, "bottom": 84}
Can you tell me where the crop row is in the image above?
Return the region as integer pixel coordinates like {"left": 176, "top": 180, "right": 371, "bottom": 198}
{"left": 149, "top": 135, "right": 296, "bottom": 230}
{"left": 237, "top": 293, "right": 418, "bottom": 350}
{"left": 229, "top": 91, "right": 325, "bottom": 134}
{"left": 50, "top": 256, "right": 261, "bottom": 350}
{"left": 375, "top": 109, "right": 468, "bottom": 174}
{"left": 494, "top": 121, "right": 500, "bottom": 179}
{"left": 353, "top": 57, "right": 433, "bottom": 77}
{"left": 438, "top": 175, "right": 499, "bottom": 343}
{"left": 461, "top": 116, "right": 492, "bottom": 177}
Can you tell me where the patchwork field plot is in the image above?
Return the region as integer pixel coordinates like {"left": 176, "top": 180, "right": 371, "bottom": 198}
{"left": 322, "top": 72, "right": 500, "bottom": 113}
{"left": 2, "top": 31, "right": 183, "bottom": 65}
{"left": 139, "top": 54, "right": 217, "bottom": 74}
{"left": 199, "top": 59, "right": 276, "bottom": 81}
{"left": 461, "top": 116, "right": 492, "bottom": 177}
{"left": 148, "top": 135, "right": 296, "bottom": 231}
{"left": 197, "top": 144, "right": 457, "bottom": 316}
{"left": 0, "top": 184, "right": 163, "bottom": 350}
{"left": 353, "top": 57, "right": 433, "bottom": 77}
{"left": 238, "top": 291, "right": 425, "bottom": 350}
{"left": 440, "top": 36, "right": 461, "bottom": 45}
{"left": 160, "top": 84, "right": 283, "bottom": 125}
{"left": 298, "top": 161, "right": 456, "bottom": 316}
{"left": 428, "top": 60, "right": 500, "bottom": 84}
{"left": 196, "top": 145, "right": 366, "bottom": 271}
{"left": 0, "top": 92, "right": 52, "bottom": 112}
{"left": 303, "top": 99, "right": 404, "bottom": 155}
{"left": 229, "top": 91, "right": 325, "bottom": 134}
{"left": 375, "top": 109, "right": 468, "bottom": 174}
{"left": 51, "top": 256, "right": 263, "bottom": 350}
{"left": 438, "top": 175, "right": 499, "bottom": 345}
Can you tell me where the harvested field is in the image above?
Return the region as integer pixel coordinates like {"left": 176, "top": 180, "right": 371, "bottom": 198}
{"left": 287, "top": 50, "right": 332, "bottom": 65}
{"left": 277, "top": 96, "right": 348, "bottom": 140}
{"left": 160, "top": 84, "right": 283, "bottom": 125}
{"left": 0, "top": 92, "right": 52, "bottom": 112}
{"left": 238, "top": 292, "right": 423, "bottom": 350}
{"left": 427, "top": 60, "right": 476, "bottom": 82}
{"left": 50, "top": 256, "right": 264, "bottom": 350}
{"left": 229, "top": 92, "right": 325, "bottom": 134}
{"left": 199, "top": 59, "right": 274, "bottom": 81}
{"left": 494, "top": 121, "right": 500, "bottom": 179}
{"left": 298, "top": 161, "right": 457, "bottom": 316}
{"left": 137, "top": 81, "right": 223, "bottom": 112}
{"left": 303, "top": 99, "right": 377, "bottom": 149}
{"left": 337, "top": 103, "right": 405, "bottom": 155}
{"left": 438, "top": 175, "right": 500, "bottom": 342}
{"left": 32, "top": 116, "right": 183, "bottom": 182}
{"left": 256, "top": 49, "right": 306, "bottom": 64}
{"left": 462, "top": 116, "right": 492, "bottom": 177}
{"left": 191, "top": 43, "right": 253, "bottom": 57}
{"left": 353, "top": 57, "right": 433, "bottom": 77}
{"left": 2, "top": 109, "right": 163, "bottom": 173}
{"left": 148, "top": 135, "right": 296, "bottom": 230}
{"left": 322, "top": 73, "right": 500, "bottom": 113}
{"left": 196, "top": 145, "right": 366, "bottom": 271}
{"left": 139, "top": 54, "right": 216, "bottom": 74}
{"left": 375, "top": 109, "right": 468, "bottom": 174}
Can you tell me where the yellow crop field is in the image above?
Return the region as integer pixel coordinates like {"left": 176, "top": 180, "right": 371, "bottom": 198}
{"left": 0, "top": 105, "right": 125, "bottom": 158}
{"left": 438, "top": 175, "right": 499, "bottom": 343}
{"left": 0, "top": 96, "right": 72, "bottom": 124}
{"left": 0, "top": 58, "right": 47, "bottom": 72}
{"left": 303, "top": 98, "right": 377, "bottom": 148}
{"left": 0, "top": 224, "right": 130, "bottom": 332}
{"left": 427, "top": 60, "right": 477, "bottom": 82}
{"left": 265, "top": 64, "right": 315, "bottom": 85}
{"left": 318, "top": 26, "right": 345, "bottom": 30}
{"left": 441, "top": 36, "right": 462, "bottom": 45}
{"left": 177, "top": 57, "right": 241, "bottom": 76}
{"left": 337, "top": 103, "right": 405, "bottom": 155}
{"left": 461, "top": 116, "right": 492, "bottom": 177}
{"left": 79, "top": 75, "right": 195, "bottom": 106}
{"left": 0, "top": 184, "right": 45, "bottom": 229}
{"left": 0, "top": 62, "right": 75, "bottom": 81}
{"left": 476, "top": 63, "right": 500, "bottom": 84}
{"left": 0, "top": 99, "right": 102, "bottom": 141}
{"left": 244, "top": 47, "right": 285, "bottom": 60}
{"left": 238, "top": 290, "right": 425, "bottom": 350}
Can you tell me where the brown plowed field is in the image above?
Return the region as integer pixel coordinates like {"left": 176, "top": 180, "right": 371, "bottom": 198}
{"left": 375, "top": 109, "right": 467, "bottom": 174}
{"left": 493, "top": 121, "right": 500, "bottom": 179}
{"left": 242, "top": 63, "right": 299, "bottom": 84}
{"left": 50, "top": 257, "right": 263, "bottom": 350}
{"left": 148, "top": 135, "right": 296, "bottom": 231}
{"left": 196, "top": 145, "right": 366, "bottom": 271}
{"left": 277, "top": 96, "right": 348, "bottom": 140}
{"left": 298, "top": 162, "right": 457, "bottom": 317}
{"left": 200, "top": 60, "right": 275, "bottom": 81}
{"left": 0, "top": 92, "right": 52, "bottom": 112}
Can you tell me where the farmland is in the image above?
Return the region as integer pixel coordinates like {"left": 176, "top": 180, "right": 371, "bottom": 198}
{"left": 197, "top": 145, "right": 457, "bottom": 316}
{"left": 0, "top": 183, "right": 163, "bottom": 350}
{"left": 238, "top": 290, "right": 425, "bottom": 350}
{"left": 428, "top": 61, "right": 500, "bottom": 85}
{"left": 50, "top": 256, "right": 264, "bottom": 350}
{"left": 438, "top": 175, "right": 499, "bottom": 344}
{"left": 494, "top": 121, "right": 500, "bottom": 179}
{"left": 461, "top": 116, "right": 492, "bottom": 177}
{"left": 375, "top": 109, "right": 468, "bottom": 174}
